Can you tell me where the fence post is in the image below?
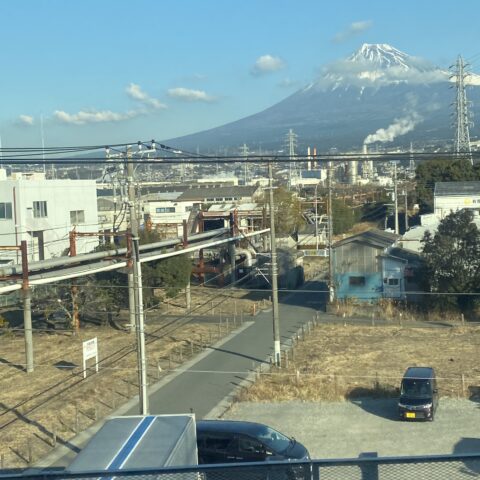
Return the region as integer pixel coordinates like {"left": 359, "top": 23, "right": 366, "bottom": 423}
{"left": 52, "top": 426, "right": 57, "bottom": 448}
{"left": 75, "top": 402, "right": 79, "bottom": 432}
{"left": 359, "top": 452, "right": 379, "bottom": 480}
{"left": 27, "top": 439, "right": 33, "bottom": 464}
{"left": 461, "top": 374, "right": 466, "bottom": 397}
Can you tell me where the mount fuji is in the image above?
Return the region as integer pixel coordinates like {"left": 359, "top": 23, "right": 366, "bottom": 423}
{"left": 168, "top": 44, "right": 480, "bottom": 152}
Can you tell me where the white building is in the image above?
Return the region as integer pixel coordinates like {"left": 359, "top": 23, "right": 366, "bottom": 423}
{"left": 434, "top": 181, "right": 480, "bottom": 218}
{"left": 143, "top": 192, "right": 196, "bottom": 237}
{"left": 0, "top": 170, "right": 99, "bottom": 263}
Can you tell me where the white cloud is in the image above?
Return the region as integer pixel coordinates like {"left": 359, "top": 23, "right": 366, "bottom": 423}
{"left": 167, "top": 87, "right": 215, "bottom": 102}
{"left": 126, "top": 83, "right": 166, "bottom": 110}
{"left": 251, "top": 55, "right": 286, "bottom": 76}
{"left": 53, "top": 109, "right": 141, "bottom": 125}
{"left": 19, "top": 114, "right": 34, "bottom": 125}
{"left": 332, "top": 20, "right": 373, "bottom": 44}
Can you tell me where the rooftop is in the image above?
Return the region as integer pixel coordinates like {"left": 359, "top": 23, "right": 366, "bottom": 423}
{"left": 434, "top": 181, "right": 480, "bottom": 196}
{"left": 333, "top": 229, "right": 399, "bottom": 249}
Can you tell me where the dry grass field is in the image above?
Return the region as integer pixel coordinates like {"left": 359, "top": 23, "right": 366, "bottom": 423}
{"left": 0, "top": 286, "right": 267, "bottom": 468}
{"left": 237, "top": 323, "right": 480, "bottom": 403}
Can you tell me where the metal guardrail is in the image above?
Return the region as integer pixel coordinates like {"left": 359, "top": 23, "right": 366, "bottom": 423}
{"left": 300, "top": 249, "right": 328, "bottom": 257}
{"left": 1, "top": 453, "right": 480, "bottom": 480}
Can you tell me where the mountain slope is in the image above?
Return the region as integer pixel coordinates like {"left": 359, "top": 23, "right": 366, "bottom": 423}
{"left": 168, "top": 44, "right": 480, "bottom": 152}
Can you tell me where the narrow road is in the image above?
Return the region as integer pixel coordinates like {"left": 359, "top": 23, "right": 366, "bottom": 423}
{"left": 127, "top": 280, "right": 327, "bottom": 417}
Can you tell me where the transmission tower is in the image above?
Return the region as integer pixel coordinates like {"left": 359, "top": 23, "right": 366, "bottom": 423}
{"left": 240, "top": 143, "right": 249, "bottom": 185}
{"left": 450, "top": 55, "right": 473, "bottom": 164}
{"left": 284, "top": 129, "right": 298, "bottom": 187}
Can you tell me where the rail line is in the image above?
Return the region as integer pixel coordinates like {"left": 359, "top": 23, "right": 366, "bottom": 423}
{"left": 0, "top": 272, "right": 257, "bottom": 433}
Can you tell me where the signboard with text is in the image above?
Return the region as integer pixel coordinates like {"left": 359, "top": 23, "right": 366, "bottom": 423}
{"left": 82, "top": 337, "right": 98, "bottom": 378}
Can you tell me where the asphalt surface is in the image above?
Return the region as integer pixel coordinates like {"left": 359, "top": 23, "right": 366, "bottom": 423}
{"left": 127, "top": 281, "right": 327, "bottom": 418}
{"left": 39, "top": 281, "right": 327, "bottom": 467}
{"left": 225, "top": 398, "right": 480, "bottom": 458}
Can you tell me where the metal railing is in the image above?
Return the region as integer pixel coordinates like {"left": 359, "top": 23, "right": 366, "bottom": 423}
{"left": 1, "top": 453, "right": 480, "bottom": 480}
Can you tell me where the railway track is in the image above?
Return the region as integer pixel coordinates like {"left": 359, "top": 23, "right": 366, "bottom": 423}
{"left": 0, "top": 278, "right": 255, "bottom": 433}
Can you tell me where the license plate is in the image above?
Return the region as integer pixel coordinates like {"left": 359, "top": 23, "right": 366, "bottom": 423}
{"left": 406, "top": 412, "right": 415, "bottom": 419}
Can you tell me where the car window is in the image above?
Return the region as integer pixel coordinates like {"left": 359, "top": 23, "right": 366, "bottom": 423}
{"left": 255, "top": 426, "right": 291, "bottom": 453}
{"left": 202, "top": 434, "right": 233, "bottom": 452}
{"left": 401, "top": 379, "right": 432, "bottom": 398}
{"left": 238, "top": 436, "right": 266, "bottom": 455}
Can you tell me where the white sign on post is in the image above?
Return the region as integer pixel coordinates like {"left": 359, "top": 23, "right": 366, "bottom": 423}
{"left": 82, "top": 337, "right": 98, "bottom": 379}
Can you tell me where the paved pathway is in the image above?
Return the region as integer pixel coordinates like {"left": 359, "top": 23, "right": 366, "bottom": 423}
{"left": 40, "top": 281, "right": 326, "bottom": 467}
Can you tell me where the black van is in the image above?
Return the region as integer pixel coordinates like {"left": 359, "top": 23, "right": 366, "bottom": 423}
{"left": 196, "top": 420, "right": 310, "bottom": 464}
{"left": 398, "top": 367, "right": 439, "bottom": 421}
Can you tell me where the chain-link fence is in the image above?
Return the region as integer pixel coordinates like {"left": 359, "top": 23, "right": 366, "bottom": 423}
{"left": 1, "top": 454, "right": 480, "bottom": 480}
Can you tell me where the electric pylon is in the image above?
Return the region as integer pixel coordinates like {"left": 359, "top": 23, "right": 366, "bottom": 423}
{"left": 450, "top": 55, "right": 473, "bottom": 164}
{"left": 240, "top": 143, "right": 249, "bottom": 185}
{"left": 284, "top": 129, "right": 298, "bottom": 187}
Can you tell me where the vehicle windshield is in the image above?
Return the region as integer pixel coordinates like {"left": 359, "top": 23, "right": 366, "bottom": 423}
{"left": 401, "top": 379, "right": 432, "bottom": 399}
{"left": 255, "top": 426, "right": 292, "bottom": 453}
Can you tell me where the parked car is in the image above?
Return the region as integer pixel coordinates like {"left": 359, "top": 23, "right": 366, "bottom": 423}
{"left": 398, "top": 367, "right": 439, "bottom": 421}
{"left": 196, "top": 420, "right": 310, "bottom": 464}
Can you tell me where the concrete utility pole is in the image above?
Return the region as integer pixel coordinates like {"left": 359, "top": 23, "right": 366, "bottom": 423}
{"left": 327, "top": 162, "right": 334, "bottom": 303}
{"left": 314, "top": 182, "right": 321, "bottom": 252}
{"left": 21, "top": 241, "right": 34, "bottom": 373}
{"left": 126, "top": 152, "right": 149, "bottom": 415}
{"left": 268, "top": 163, "right": 281, "bottom": 366}
{"left": 393, "top": 162, "right": 399, "bottom": 235}
{"left": 404, "top": 189, "right": 409, "bottom": 232}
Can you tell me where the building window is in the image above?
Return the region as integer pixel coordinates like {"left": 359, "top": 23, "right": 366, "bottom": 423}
{"left": 156, "top": 207, "right": 175, "bottom": 213}
{"left": 0, "top": 202, "right": 12, "bottom": 219}
{"left": 388, "top": 278, "right": 399, "bottom": 286}
{"left": 33, "top": 201, "right": 47, "bottom": 218}
{"left": 349, "top": 276, "right": 365, "bottom": 286}
{"left": 70, "top": 210, "right": 85, "bottom": 224}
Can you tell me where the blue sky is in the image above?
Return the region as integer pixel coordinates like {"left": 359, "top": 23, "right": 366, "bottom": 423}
{"left": 1, "top": 0, "right": 479, "bottom": 148}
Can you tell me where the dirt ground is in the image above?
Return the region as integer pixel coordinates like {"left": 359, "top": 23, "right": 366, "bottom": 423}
{"left": 237, "top": 323, "right": 480, "bottom": 403}
{"left": 0, "top": 286, "right": 269, "bottom": 468}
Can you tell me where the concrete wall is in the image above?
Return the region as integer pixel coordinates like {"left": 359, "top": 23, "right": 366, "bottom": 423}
{"left": 434, "top": 194, "right": 480, "bottom": 218}
{"left": 0, "top": 178, "right": 98, "bottom": 262}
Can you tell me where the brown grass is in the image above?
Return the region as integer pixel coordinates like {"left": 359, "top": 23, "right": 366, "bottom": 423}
{"left": 0, "top": 286, "right": 262, "bottom": 468}
{"left": 236, "top": 324, "right": 480, "bottom": 404}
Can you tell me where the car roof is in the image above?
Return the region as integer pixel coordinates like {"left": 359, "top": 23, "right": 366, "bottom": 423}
{"left": 403, "top": 367, "right": 435, "bottom": 379}
{"left": 196, "top": 420, "right": 272, "bottom": 436}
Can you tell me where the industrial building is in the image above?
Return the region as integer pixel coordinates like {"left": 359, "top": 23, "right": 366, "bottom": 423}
{"left": 434, "top": 181, "right": 480, "bottom": 218}
{"left": 0, "top": 170, "right": 98, "bottom": 262}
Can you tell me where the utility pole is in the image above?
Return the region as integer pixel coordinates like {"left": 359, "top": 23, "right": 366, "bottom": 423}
{"left": 327, "top": 162, "right": 334, "bottom": 303}
{"left": 404, "top": 189, "right": 409, "bottom": 232}
{"left": 314, "top": 183, "right": 320, "bottom": 252}
{"left": 126, "top": 151, "right": 149, "bottom": 415}
{"left": 268, "top": 163, "right": 281, "bottom": 366}
{"left": 21, "top": 241, "right": 34, "bottom": 373}
{"left": 393, "top": 162, "right": 399, "bottom": 235}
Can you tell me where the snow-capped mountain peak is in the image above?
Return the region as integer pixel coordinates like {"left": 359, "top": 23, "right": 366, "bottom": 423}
{"left": 304, "top": 43, "right": 448, "bottom": 92}
{"left": 349, "top": 43, "right": 414, "bottom": 70}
